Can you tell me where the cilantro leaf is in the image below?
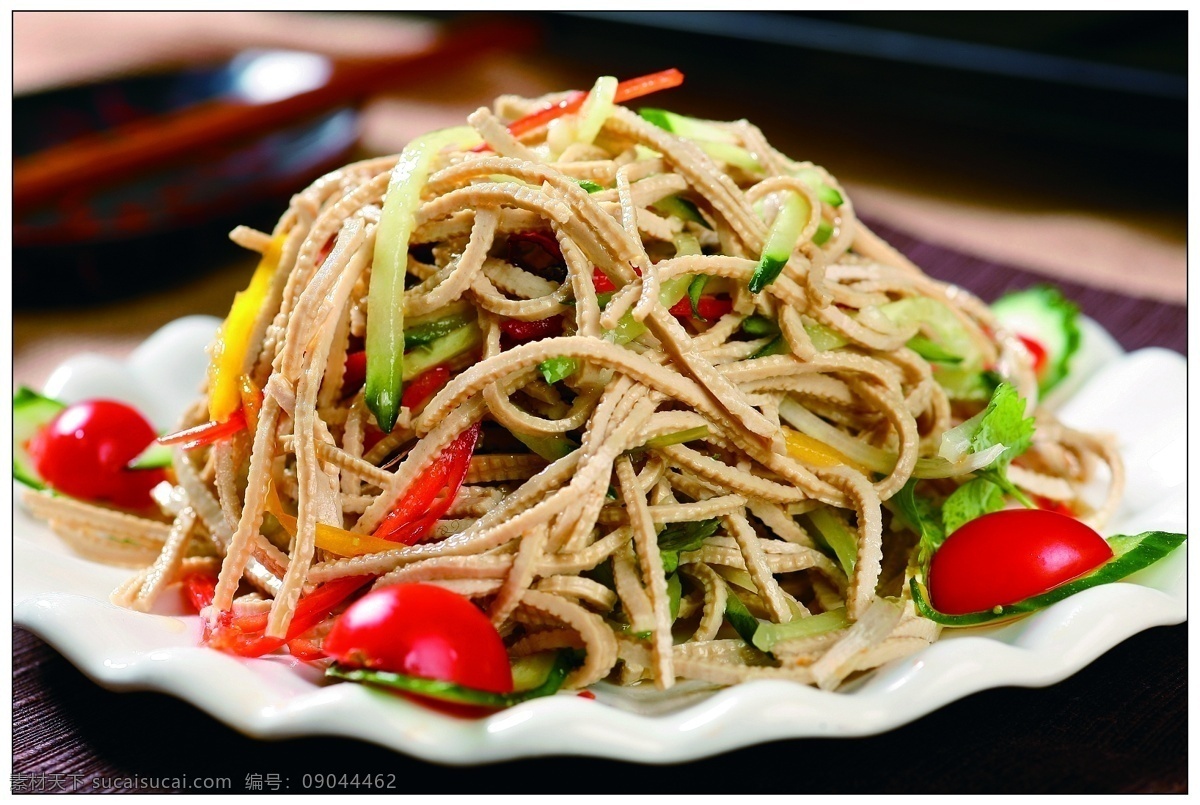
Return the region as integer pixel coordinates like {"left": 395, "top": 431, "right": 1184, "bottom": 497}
{"left": 942, "top": 478, "right": 1005, "bottom": 535}
{"left": 971, "top": 382, "right": 1036, "bottom": 465}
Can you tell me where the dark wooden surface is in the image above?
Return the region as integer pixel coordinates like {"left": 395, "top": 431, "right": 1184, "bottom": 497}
{"left": 11, "top": 224, "right": 1187, "bottom": 794}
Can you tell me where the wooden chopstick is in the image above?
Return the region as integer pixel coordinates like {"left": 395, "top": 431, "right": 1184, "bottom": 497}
{"left": 13, "top": 18, "right": 537, "bottom": 213}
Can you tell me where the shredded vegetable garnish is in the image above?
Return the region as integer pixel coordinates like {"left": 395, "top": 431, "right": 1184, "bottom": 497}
{"left": 22, "top": 74, "right": 1164, "bottom": 698}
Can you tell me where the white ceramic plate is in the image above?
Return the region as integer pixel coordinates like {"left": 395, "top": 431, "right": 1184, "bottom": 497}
{"left": 13, "top": 315, "right": 1187, "bottom": 764}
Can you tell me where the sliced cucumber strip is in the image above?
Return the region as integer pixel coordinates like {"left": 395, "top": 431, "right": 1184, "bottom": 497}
{"left": 749, "top": 192, "right": 810, "bottom": 293}
{"left": 403, "top": 321, "right": 481, "bottom": 379}
{"left": 127, "top": 441, "right": 174, "bottom": 470}
{"left": 991, "top": 285, "right": 1082, "bottom": 394}
{"left": 327, "top": 649, "right": 579, "bottom": 708}
{"left": 13, "top": 387, "right": 65, "bottom": 490}
{"left": 367, "top": 126, "right": 482, "bottom": 433}
{"left": 752, "top": 607, "right": 849, "bottom": 653}
{"left": 537, "top": 356, "right": 578, "bottom": 384}
{"left": 724, "top": 589, "right": 760, "bottom": 645}
{"left": 639, "top": 108, "right": 739, "bottom": 143}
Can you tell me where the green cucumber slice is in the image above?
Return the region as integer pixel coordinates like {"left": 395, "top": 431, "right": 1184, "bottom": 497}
{"left": 537, "top": 356, "right": 578, "bottom": 384}
{"left": 792, "top": 167, "right": 844, "bottom": 206}
{"left": 724, "top": 589, "right": 760, "bottom": 645}
{"left": 402, "top": 321, "right": 481, "bottom": 380}
{"left": 638, "top": 108, "right": 739, "bottom": 143}
{"left": 327, "top": 649, "right": 579, "bottom": 708}
{"left": 127, "top": 441, "right": 174, "bottom": 470}
{"left": 807, "top": 508, "right": 858, "bottom": 577}
{"left": 749, "top": 192, "right": 810, "bottom": 293}
{"left": 651, "top": 195, "right": 711, "bottom": 228}
{"left": 752, "top": 607, "right": 849, "bottom": 653}
{"left": 13, "top": 387, "right": 66, "bottom": 490}
{"left": 367, "top": 126, "right": 482, "bottom": 433}
{"left": 741, "top": 315, "right": 779, "bottom": 338}
{"left": 513, "top": 431, "right": 579, "bottom": 462}
{"left": 991, "top": 285, "right": 1082, "bottom": 394}
{"left": 813, "top": 219, "right": 834, "bottom": 245}
{"left": 404, "top": 311, "right": 473, "bottom": 349}
{"left": 687, "top": 274, "right": 709, "bottom": 318}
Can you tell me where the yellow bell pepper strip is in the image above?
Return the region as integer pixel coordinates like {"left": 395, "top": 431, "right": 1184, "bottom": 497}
{"left": 366, "top": 126, "right": 482, "bottom": 434}
{"left": 782, "top": 425, "right": 858, "bottom": 470}
{"left": 208, "top": 234, "right": 286, "bottom": 422}
{"left": 239, "top": 375, "right": 262, "bottom": 436}
{"left": 264, "top": 480, "right": 402, "bottom": 558}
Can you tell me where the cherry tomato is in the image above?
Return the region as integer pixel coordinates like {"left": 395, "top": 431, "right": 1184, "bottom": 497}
{"left": 325, "top": 583, "right": 513, "bottom": 696}
{"left": 27, "top": 399, "right": 165, "bottom": 509}
{"left": 928, "top": 509, "right": 1113, "bottom": 615}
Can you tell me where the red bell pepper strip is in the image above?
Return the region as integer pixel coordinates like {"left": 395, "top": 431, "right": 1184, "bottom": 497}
{"left": 669, "top": 295, "right": 732, "bottom": 321}
{"left": 473, "top": 68, "right": 685, "bottom": 152}
{"left": 373, "top": 422, "right": 482, "bottom": 545}
{"left": 287, "top": 638, "right": 326, "bottom": 662}
{"left": 158, "top": 409, "right": 247, "bottom": 451}
{"left": 1035, "top": 496, "right": 1075, "bottom": 517}
{"left": 592, "top": 267, "right": 617, "bottom": 293}
{"left": 158, "top": 378, "right": 264, "bottom": 451}
{"left": 400, "top": 365, "right": 451, "bottom": 410}
{"left": 499, "top": 317, "right": 563, "bottom": 343}
{"left": 343, "top": 350, "right": 368, "bottom": 393}
{"left": 507, "top": 230, "right": 564, "bottom": 274}
{"left": 204, "top": 575, "right": 371, "bottom": 658}
{"left": 1017, "top": 335, "right": 1048, "bottom": 375}
{"left": 182, "top": 570, "right": 218, "bottom": 613}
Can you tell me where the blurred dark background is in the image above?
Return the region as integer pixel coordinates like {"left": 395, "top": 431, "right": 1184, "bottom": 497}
{"left": 465, "top": 11, "right": 1187, "bottom": 202}
{"left": 12, "top": 10, "right": 1185, "bottom": 308}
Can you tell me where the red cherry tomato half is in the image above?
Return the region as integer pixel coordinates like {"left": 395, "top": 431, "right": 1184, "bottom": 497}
{"left": 325, "top": 583, "right": 514, "bottom": 697}
{"left": 928, "top": 509, "right": 1114, "bottom": 615}
{"left": 27, "top": 399, "right": 165, "bottom": 509}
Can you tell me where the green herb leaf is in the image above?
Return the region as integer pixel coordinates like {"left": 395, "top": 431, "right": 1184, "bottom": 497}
{"left": 911, "top": 531, "right": 1187, "bottom": 626}
{"left": 573, "top": 179, "right": 604, "bottom": 193}
{"left": 941, "top": 478, "right": 1005, "bottom": 536}
{"left": 659, "top": 518, "right": 720, "bottom": 573}
{"left": 971, "top": 383, "right": 1036, "bottom": 466}
{"left": 893, "top": 478, "right": 946, "bottom": 564}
